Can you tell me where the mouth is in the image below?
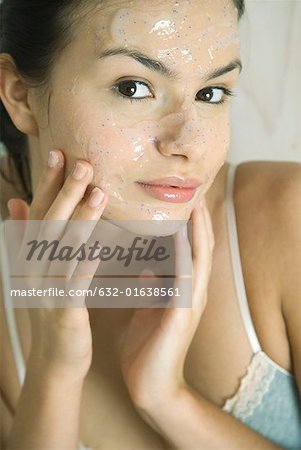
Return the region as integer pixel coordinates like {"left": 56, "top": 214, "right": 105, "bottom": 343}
{"left": 137, "top": 176, "right": 203, "bottom": 189}
{"left": 135, "top": 176, "right": 202, "bottom": 203}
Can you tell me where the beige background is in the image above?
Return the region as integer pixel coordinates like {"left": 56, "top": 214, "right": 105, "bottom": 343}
{"left": 229, "top": 0, "right": 301, "bottom": 163}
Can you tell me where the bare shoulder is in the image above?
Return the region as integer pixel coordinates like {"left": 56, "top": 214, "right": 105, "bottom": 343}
{"left": 235, "top": 159, "right": 301, "bottom": 196}
{"left": 238, "top": 159, "right": 301, "bottom": 246}
{"left": 235, "top": 159, "right": 301, "bottom": 275}
{"left": 234, "top": 159, "right": 301, "bottom": 226}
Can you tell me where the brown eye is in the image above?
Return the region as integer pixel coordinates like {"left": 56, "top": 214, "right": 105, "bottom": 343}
{"left": 195, "top": 87, "right": 230, "bottom": 104}
{"left": 116, "top": 80, "right": 153, "bottom": 99}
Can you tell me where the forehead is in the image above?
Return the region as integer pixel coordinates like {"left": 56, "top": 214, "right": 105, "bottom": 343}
{"left": 87, "top": 0, "right": 239, "bottom": 66}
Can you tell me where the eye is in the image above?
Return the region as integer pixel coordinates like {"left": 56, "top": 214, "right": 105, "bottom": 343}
{"left": 195, "top": 87, "right": 233, "bottom": 104}
{"left": 114, "top": 80, "right": 153, "bottom": 100}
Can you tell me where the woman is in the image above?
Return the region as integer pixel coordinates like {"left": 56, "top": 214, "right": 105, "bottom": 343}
{"left": 0, "top": 0, "right": 300, "bottom": 449}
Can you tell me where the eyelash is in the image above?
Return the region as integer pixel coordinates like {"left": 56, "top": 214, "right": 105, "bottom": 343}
{"left": 196, "top": 86, "right": 235, "bottom": 105}
{"left": 112, "top": 80, "right": 235, "bottom": 105}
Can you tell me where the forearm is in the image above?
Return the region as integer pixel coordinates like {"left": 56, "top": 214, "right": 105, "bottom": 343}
{"left": 141, "top": 385, "right": 283, "bottom": 450}
{"left": 7, "top": 365, "right": 84, "bottom": 450}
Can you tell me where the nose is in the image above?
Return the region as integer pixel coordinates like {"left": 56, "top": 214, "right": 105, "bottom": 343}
{"left": 155, "top": 104, "right": 205, "bottom": 160}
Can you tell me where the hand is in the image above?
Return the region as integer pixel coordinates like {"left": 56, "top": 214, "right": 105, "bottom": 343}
{"left": 7, "top": 149, "right": 108, "bottom": 382}
{"left": 119, "top": 199, "right": 215, "bottom": 412}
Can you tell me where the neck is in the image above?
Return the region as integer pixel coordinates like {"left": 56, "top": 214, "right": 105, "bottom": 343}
{"left": 28, "top": 135, "right": 45, "bottom": 195}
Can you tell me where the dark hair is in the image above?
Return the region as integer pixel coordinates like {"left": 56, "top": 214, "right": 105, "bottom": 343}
{"left": 0, "top": 0, "right": 245, "bottom": 203}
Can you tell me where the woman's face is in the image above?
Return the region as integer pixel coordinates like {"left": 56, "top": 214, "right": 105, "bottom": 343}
{"left": 32, "top": 0, "right": 241, "bottom": 233}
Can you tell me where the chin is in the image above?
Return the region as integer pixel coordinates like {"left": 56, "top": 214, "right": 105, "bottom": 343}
{"left": 108, "top": 218, "right": 188, "bottom": 237}
{"left": 102, "top": 200, "right": 193, "bottom": 237}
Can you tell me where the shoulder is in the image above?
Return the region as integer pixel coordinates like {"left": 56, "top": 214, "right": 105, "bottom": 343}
{"left": 235, "top": 159, "right": 301, "bottom": 196}
{"left": 235, "top": 160, "right": 301, "bottom": 235}
{"left": 235, "top": 159, "right": 301, "bottom": 282}
{"left": 233, "top": 160, "right": 300, "bottom": 268}
{"left": 242, "top": 160, "right": 301, "bottom": 281}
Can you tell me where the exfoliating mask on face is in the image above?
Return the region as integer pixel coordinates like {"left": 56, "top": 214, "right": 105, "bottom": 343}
{"left": 45, "top": 0, "right": 240, "bottom": 235}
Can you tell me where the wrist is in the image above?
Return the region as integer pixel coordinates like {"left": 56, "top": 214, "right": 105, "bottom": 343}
{"left": 136, "top": 380, "right": 190, "bottom": 420}
{"left": 26, "top": 351, "right": 89, "bottom": 386}
{"left": 135, "top": 383, "right": 193, "bottom": 439}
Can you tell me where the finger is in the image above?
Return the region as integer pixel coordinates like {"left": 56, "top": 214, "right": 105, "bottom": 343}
{"left": 190, "top": 200, "right": 213, "bottom": 308}
{"left": 70, "top": 187, "right": 108, "bottom": 221}
{"left": 29, "top": 149, "right": 65, "bottom": 219}
{"left": 43, "top": 159, "right": 94, "bottom": 221}
{"left": 66, "top": 257, "right": 101, "bottom": 308}
{"left": 174, "top": 223, "right": 192, "bottom": 282}
{"left": 36, "top": 159, "right": 95, "bottom": 243}
{"left": 18, "top": 155, "right": 94, "bottom": 280}
{"left": 167, "top": 224, "right": 192, "bottom": 309}
{"left": 7, "top": 198, "right": 29, "bottom": 220}
{"left": 69, "top": 184, "right": 95, "bottom": 218}
{"left": 19, "top": 149, "right": 65, "bottom": 266}
{"left": 202, "top": 199, "right": 215, "bottom": 252}
{"left": 48, "top": 189, "right": 108, "bottom": 280}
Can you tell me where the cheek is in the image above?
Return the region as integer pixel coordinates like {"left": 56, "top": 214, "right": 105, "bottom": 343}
{"left": 87, "top": 126, "right": 151, "bottom": 188}
{"left": 48, "top": 92, "right": 147, "bottom": 172}
{"left": 211, "top": 114, "right": 230, "bottom": 155}
{"left": 201, "top": 110, "right": 231, "bottom": 160}
{"left": 201, "top": 114, "right": 230, "bottom": 184}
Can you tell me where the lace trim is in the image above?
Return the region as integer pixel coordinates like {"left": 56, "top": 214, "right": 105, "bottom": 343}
{"left": 78, "top": 442, "right": 92, "bottom": 450}
{"left": 222, "top": 351, "right": 277, "bottom": 420}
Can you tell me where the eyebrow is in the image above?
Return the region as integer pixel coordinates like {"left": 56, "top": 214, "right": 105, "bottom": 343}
{"left": 98, "top": 47, "right": 242, "bottom": 81}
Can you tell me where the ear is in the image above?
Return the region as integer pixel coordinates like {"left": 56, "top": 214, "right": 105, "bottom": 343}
{"left": 0, "top": 53, "right": 39, "bottom": 136}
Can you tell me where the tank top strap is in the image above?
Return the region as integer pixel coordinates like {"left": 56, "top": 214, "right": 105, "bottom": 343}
{"left": 0, "top": 212, "right": 26, "bottom": 387}
{"left": 225, "top": 163, "right": 262, "bottom": 354}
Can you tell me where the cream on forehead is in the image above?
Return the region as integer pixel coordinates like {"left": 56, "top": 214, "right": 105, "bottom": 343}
{"left": 107, "top": 5, "right": 238, "bottom": 70}
{"left": 108, "top": 2, "right": 237, "bottom": 45}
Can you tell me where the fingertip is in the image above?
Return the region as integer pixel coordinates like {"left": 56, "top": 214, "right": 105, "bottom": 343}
{"left": 47, "top": 149, "right": 65, "bottom": 170}
{"left": 7, "top": 198, "right": 29, "bottom": 220}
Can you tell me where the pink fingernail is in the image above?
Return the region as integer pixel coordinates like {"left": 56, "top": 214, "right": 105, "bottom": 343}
{"left": 47, "top": 150, "right": 59, "bottom": 168}
{"left": 73, "top": 162, "right": 87, "bottom": 180}
{"left": 88, "top": 187, "right": 105, "bottom": 207}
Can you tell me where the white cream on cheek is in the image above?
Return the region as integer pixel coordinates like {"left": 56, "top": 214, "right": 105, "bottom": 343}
{"left": 66, "top": 97, "right": 229, "bottom": 224}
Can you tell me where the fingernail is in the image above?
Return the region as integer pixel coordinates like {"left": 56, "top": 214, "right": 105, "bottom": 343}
{"left": 88, "top": 187, "right": 105, "bottom": 207}
{"left": 73, "top": 162, "right": 87, "bottom": 180}
{"left": 47, "top": 150, "right": 59, "bottom": 168}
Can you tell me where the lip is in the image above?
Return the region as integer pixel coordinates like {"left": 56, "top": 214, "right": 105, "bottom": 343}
{"left": 136, "top": 182, "right": 199, "bottom": 203}
{"left": 136, "top": 176, "right": 203, "bottom": 189}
